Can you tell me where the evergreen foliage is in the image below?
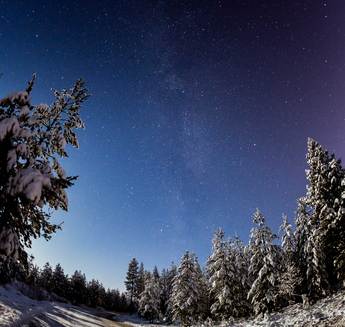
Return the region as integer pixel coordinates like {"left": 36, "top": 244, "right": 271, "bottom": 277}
{"left": 247, "top": 209, "right": 279, "bottom": 315}
{"left": 22, "top": 261, "right": 128, "bottom": 312}
{"left": 0, "top": 76, "right": 88, "bottom": 280}
{"left": 171, "top": 251, "right": 207, "bottom": 326}
{"left": 138, "top": 275, "right": 161, "bottom": 322}
{"left": 125, "top": 257, "right": 140, "bottom": 309}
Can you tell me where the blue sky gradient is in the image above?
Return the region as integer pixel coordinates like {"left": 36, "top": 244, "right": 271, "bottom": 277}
{"left": 0, "top": 0, "right": 345, "bottom": 290}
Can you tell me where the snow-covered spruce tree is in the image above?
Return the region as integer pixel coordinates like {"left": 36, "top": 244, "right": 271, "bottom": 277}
{"left": 247, "top": 209, "right": 279, "bottom": 316}
{"left": 278, "top": 215, "right": 302, "bottom": 305}
{"left": 280, "top": 215, "right": 294, "bottom": 258}
{"left": 0, "top": 75, "right": 87, "bottom": 281}
{"left": 206, "top": 228, "right": 228, "bottom": 320}
{"left": 137, "top": 262, "right": 145, "bottom": 297}
{"left": 206, "top": 229, "right": 249, "bottom": 320}
{"left": 171, "top": 251, "right": 208, "bottom": 326}
{"left": 300, "top": 138, "right": 345, "bottom": 299}
{"left": 138, "top": 275, "right": 161, "bottom": 322}
{"left": 231, "top": 236, "right": 252, "bottom": 316}
{"left": 294, "top": 197, "right": 311, "bottom": 296}
{"left": 193, "top": 254, "right": 209, "bottom": 320}
{"left": 334, "top": 174, "right": 345, "bottom": 284}
{"left": 161, "top": 263, "right": 177, "bottom": 322}
{"left": 125, "top": 257, "right": 140, "bottom": 309}
{"left": 328, "top": 155, "right": 345, "bottom": 287}
{"left": 160, "top": 268, "right": 169, "bottom": 318}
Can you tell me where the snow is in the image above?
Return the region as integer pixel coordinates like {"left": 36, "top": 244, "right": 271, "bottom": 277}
{"left": 0, "top": 283, "right": 118, "bottom": 326}
{"left": 1, "top": 283, "right": 345, "bottom": 326}
{"left": 0, "top": 117, "right": 19, "bottom": 141}
{"left": 8, "top": 167, "right": 51, "bottom": 204}
{"left": 111, "top": 291, "right": 345, "bottom": 327}
{"left": 223, "top": 290, "right": 345, "bottom": 327}
{"left": 0, "top": 229, "right": 19, "bottom": 260}
{"left": 113, "top": 314, "right": 162, "bottom": 326}
{"left": 116, "top": 292, "right": 345, "bottom": 327}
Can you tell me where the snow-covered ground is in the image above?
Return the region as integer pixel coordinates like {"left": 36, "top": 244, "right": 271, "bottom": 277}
{"left": 0, "top": 283, "right": 123, "bottom": 326}
{"left": 223, "top": 291, "right": 345, "bottom": 327}
{"left": 1, "top": 283, "right": 345, "bottom": 326}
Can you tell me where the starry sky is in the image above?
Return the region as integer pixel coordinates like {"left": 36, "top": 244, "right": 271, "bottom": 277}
{"left": 0, "top": 0, "right": 345, "bottom": 290}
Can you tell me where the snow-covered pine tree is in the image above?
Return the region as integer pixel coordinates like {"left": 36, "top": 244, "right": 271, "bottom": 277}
{"left": 160, "top": 268, "right": 169, "bottom": 318}
{"left": 125, "top": 257, "right": 140, "bottom": 309}
{"left": 161, "top": 263, "right": 177, "bottom": 322}
{"left": 334, "top": 173, "right": 345, "bottom": 284}
{"left": 207, "top": 228, "right": 247, "bottom": 320}
{"left": 280, "top": 215, "right": 294, "bottom": 258}
{"left": 328, "top": 156, "right": 345, "bottom": 287}
{"left": 0, "top": 76, "right": 88, "bottom": 280}
{"left": 231, "top": 236, "right": 252, "bottom": 316}
{"left": 138, "top": 275, "right": 161, "bottom": 322}
{"left": 278, "top": 215, "right": 301, "bottom": 305}
{"left": 193, "top": 254, "right": 209, "bottom": 321}
{"left": 301, "top": 138, "right": 345, "bottom": 299}
{"left": 171, "top": 251, "right": 207, "bottom": 326}
{"left": 247, "top": 209, "right": 279, "bottom": 316}
{"left": 207, "top": 228, "right": 226, "bottom": 320}
{"left": 294, "top": 198, "right": 311, "bottom": 295}
{"left": 137, "top": 262, "right": 145, "bottom": 297}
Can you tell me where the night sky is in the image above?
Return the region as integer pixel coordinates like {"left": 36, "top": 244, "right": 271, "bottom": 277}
{"left": 1, "top": 0, "right": 345, "bottom": 290}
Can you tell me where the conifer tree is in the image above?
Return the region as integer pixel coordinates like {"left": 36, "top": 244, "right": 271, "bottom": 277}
{"left": 87, "top": 279, "right": 105, "bottom": 307}
{"left": 51, "top": 263, "right": 68, "bottom": 298}
{"left": 193, "top": 255, "right": 209, "bottom": 320}
{"left": 171, "top": 251, "right": 207, "bottom": 326}
{"left": 39, "top": 262, "right": 53, "bottom": 292}
{"left": 231, "top": 236, "right": 252, "bottom": 316}
{"left": 207, "top": 233, "right": 250, "bottom": 319}
{"left": 27, "top": 262, "right": 40, "bottom": 287}
{"left": 139, "top": 275, "right": 161, "bottom": 322}
{"left": 0, "top": 76, "right": 88, "bottom": 279}
{"left": 70, "top": 270, "right": 87, "bottom": 304}
{"left": 207, "top": 228, "right": 235, "bottom": 320}
{"left": 161, "top": 263, "right": 177, "bottom": 322}
{"left": 294, "top": 198, "right": 311, "bottom": 295}
{"left": 279, "top": 215, "right": 301, "bottom": 305}
{"left": 125, "top": 257, "right": 140, "bottom": 308}
{"left": 137, "top": 262, "right": 145, "bottom": 296}
{"left": 300, "top": 138, "right": 345, "bottom": 299}
{"left": 247, "top": 209, "right": 279, "bottom": 316}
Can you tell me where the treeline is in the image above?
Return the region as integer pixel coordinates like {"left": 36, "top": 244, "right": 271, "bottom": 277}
{"left": 21, "top": 261, "right": 128, "bottom": 312}
{"left": 125, "top": 138, "right": 345, "bottom": 326}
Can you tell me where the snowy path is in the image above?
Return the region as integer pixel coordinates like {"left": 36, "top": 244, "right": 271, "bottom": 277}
{"left": 0, "top": 284, "right": 131, "bottom": 327}
{"left": 1, "top": 302, "right": 130, "bottom": 327}
{"left": 23, "top": 309, "right": 131, "bottom": 327}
